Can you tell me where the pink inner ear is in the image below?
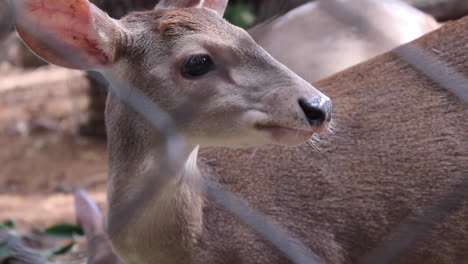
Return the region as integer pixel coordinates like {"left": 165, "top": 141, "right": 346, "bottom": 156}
{"left": 18, "top": 0, "right": 108, "bottom": 68}
{"left": 199, "top": 0, "right": 228, "bottom": 16}
{"left": 202, "top": 0, "right": 221, "bottom": 9}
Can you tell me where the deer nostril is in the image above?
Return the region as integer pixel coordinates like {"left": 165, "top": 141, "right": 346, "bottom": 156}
{"left": 298, "top": 97, "right": 332, "bottom": 126}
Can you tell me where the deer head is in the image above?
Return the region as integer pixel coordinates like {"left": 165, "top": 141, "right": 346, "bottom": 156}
{"left": 13, "top": 0, "right": 332, "bottom": 148}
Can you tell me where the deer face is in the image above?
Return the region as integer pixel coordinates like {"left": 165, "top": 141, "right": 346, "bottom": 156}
{"left": 14, "top": 0, "right": 332, "bottom": 147}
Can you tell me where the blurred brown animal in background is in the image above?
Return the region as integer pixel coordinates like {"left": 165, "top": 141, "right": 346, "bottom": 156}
{"left": 250, "top": 0, "right": 439, "bottom": 82}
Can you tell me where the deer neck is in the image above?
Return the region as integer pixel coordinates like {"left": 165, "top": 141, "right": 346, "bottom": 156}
{"left": 107, "top": 132, "right": 204, "bottom": 263}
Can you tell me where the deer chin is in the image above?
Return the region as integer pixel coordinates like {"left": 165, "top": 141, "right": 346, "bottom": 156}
{"left": 254, "top": 124, "right": 316, "bottom": 146}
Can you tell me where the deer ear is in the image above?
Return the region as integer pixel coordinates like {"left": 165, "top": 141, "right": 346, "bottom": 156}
{"left": 156, "top": 0, "right": 228, "bottom": 17}
{"left": 74, "top": 188, "right": 104, "bottom": 237}
{"left": 13, "top": 0, "right": 124, "bottom": 70}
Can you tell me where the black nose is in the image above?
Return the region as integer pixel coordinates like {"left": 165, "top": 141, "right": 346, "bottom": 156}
{"left": 298, "top": 97, "right": 333, "bottom": 126}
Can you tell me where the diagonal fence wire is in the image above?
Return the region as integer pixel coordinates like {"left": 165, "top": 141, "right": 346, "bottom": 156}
{"left": 2, "top": 1, "right": 467, "bottom": 264}
{"left": 358, "top": 177, "right": 468, "bottom": 264}
{"left": 206, "top": 180, "right": 326, "bottom": 264}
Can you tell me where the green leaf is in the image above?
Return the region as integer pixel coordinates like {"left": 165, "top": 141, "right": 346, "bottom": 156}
{"left": 0, "top": 220, "right": 15, "bottom": 230}
{"left": 2, "top": 221, "right": 14, "bottom": 229}
{"left": 224, "top": 3, "right": 256, "bottom": 29}
{"left": 44, "top": 224, "right": 84, "bottom": 238}
{"left": 51, "top": 241, "right": 75, "bottom": 256}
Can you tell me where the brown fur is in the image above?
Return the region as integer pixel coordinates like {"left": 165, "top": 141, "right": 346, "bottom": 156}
{"left": 157, "top": 9, "right": 201, "bottom": 35}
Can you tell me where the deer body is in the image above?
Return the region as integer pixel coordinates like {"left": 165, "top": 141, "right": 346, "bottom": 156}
{"left": 13, "top": 0, "right": 467, "bottom": 263}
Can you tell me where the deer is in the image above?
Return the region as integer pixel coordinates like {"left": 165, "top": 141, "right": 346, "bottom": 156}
{"left": 13, "top": 0, "right": 332, "bottom": 262}
{"left": 249, "top": 0, "right": 440, "bottom": 82}
{"left": 12, "top": 0, "right": 468, "bottom": 264}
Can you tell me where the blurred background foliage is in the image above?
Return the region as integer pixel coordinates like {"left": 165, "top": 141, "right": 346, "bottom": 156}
{"left": 224, "top": 2, "right": 256, "bottom": 28}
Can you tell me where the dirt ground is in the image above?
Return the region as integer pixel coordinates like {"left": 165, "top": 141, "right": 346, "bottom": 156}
{"left": 0, "top": 62, "right": 108, "bottom": 229}
{"left": 0, "top": 133, "right": 108, "bottom": 227}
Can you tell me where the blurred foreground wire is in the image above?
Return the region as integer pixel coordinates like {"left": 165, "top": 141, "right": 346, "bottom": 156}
{"left": 358, "top": 177, "right": 468, "bottom": 264}
{"left": 206, "top": 180, "right": 326, "bottom": 264}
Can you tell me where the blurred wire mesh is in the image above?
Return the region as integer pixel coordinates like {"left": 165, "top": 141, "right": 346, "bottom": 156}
{"left": 1, "top": 0, "right": 467, "bottom": 264}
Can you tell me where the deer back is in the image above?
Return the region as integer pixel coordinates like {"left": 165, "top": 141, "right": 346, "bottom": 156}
{"left": 197, "top": 16, "right": 468, "bottom": 264}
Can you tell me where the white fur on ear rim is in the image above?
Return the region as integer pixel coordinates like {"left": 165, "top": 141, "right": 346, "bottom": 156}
{"left": 196, "top": 0, "right": 206, "bottom": 7}
{"left": 156, "top": 0, "right": 228, "bottom": 16}
{"left": 184, "top": 145, "right": 200, "bottom": 177}
{"left": 201, "top": 0, "right": 228, "bottom": 16}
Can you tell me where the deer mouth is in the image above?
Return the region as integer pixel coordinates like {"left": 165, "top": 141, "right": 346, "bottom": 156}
{"left": 254, "top": 124, "right": 315, "bottom": 145}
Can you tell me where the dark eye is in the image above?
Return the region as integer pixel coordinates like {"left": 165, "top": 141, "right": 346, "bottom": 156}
{"left": 181, "top": 55, "right": 215, "bottom": 78}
